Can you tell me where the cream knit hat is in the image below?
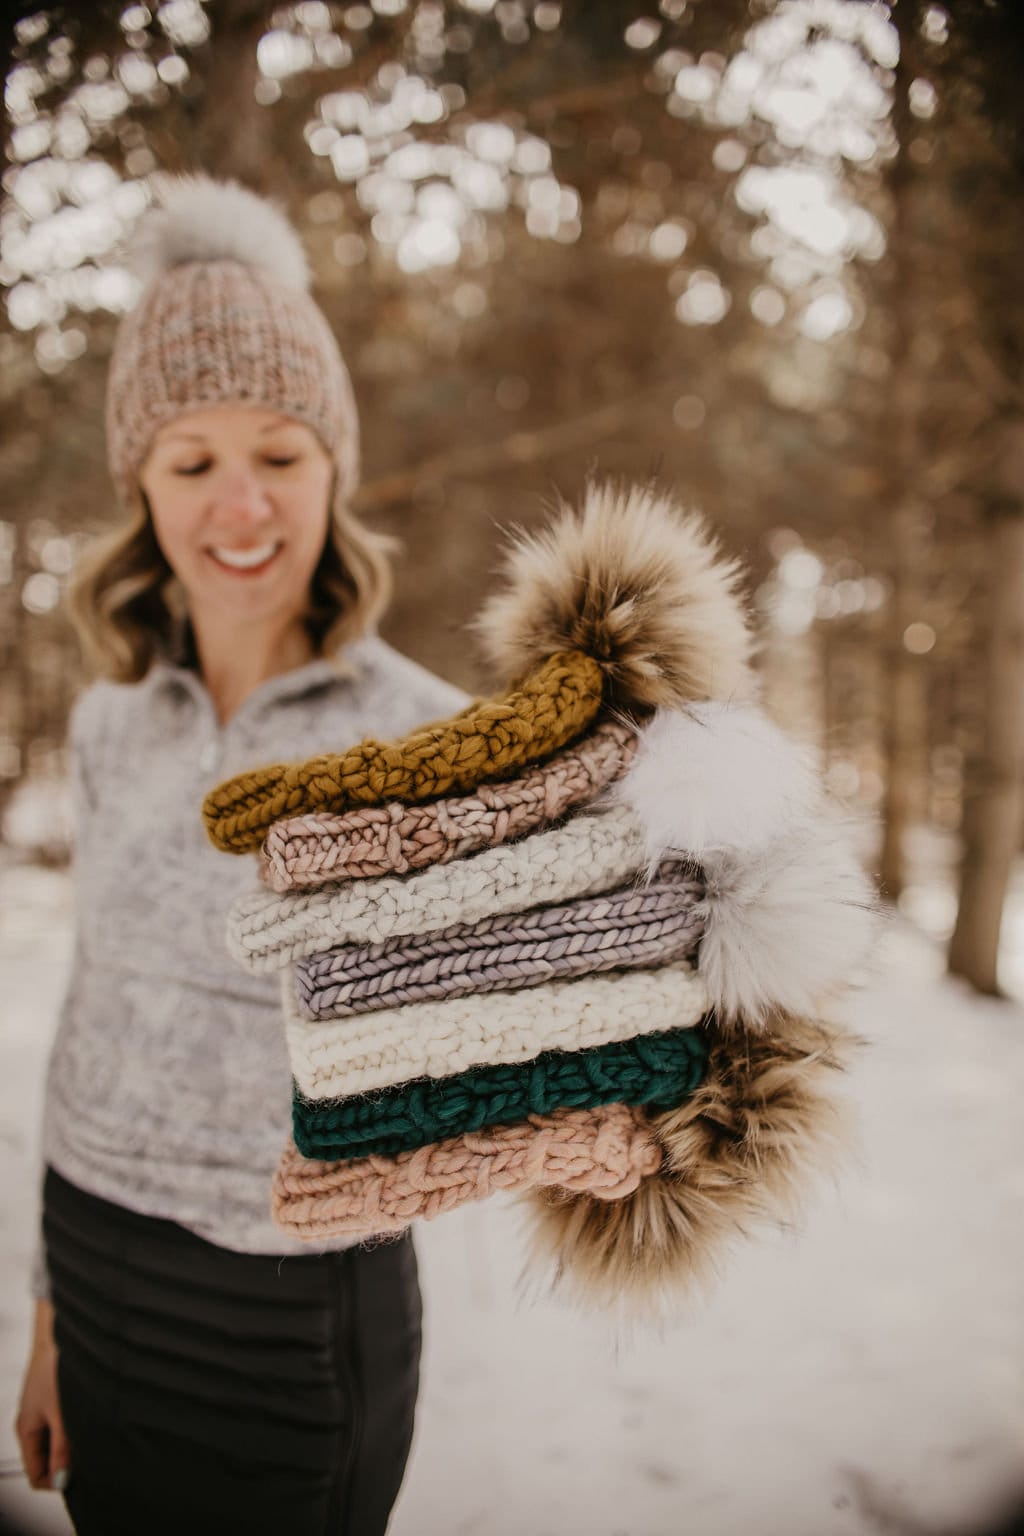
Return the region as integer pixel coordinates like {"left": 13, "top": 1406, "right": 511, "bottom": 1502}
{"left": 105, "top": 172, "right": 360, "bottom": 514}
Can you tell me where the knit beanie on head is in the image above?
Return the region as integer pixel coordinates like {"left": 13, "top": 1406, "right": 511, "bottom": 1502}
{"left": 105, "top": 171, "right": 360, "bottom": 514}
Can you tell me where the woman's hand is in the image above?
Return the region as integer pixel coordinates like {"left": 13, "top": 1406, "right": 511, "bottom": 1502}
{"left": 15, "top": 1299, "right": 70, "bottom": 1492}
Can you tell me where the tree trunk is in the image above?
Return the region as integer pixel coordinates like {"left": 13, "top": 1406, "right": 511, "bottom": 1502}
{"left": 877, "top": 508, "right": 927, "bottom": 900}
{"left": 949, "top": 424, "right": 1024, "bottom": 994}
{"left": 878, "top": 0, "right": 927, "bottom": 902}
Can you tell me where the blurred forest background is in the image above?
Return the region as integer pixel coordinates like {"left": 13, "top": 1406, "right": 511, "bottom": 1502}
{"left": 2, "top": 0, "right": 1023, "bottom": 996}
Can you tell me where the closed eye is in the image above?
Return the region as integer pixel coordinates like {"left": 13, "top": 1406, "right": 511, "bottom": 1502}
{"left": 174, "top": 456, "right": 299, "bottom": 476}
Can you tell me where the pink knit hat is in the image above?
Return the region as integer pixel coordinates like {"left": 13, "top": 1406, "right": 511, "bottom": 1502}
{"left": 105, "top": 171, "right": 360, "bottom": 514}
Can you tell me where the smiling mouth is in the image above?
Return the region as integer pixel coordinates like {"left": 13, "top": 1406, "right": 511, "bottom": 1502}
{"left": 206, "top": 542, "right": 283, "bottom": 574}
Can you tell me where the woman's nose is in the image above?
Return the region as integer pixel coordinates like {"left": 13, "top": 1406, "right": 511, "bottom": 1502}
{"left": 214, "top": 469, "right": 275, "bottom": 523}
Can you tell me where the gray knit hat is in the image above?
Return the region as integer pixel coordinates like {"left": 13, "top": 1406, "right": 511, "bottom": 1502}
{"left": 106, "top": 172, "right": 360, "bottom": 514}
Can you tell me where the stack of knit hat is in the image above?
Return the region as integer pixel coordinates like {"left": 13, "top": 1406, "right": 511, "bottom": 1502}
{"left": 203, "top": 480, "right": 877, "bottom": 1311}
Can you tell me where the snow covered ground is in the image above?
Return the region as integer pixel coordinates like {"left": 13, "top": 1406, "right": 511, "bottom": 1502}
{"left": 1, "top": 859, "right": 1023, "bottom": 1536}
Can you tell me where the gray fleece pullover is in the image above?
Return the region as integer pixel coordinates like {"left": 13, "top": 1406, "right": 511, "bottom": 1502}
{"left": 33, "top": 634, "right": 469, "bottom": 1298}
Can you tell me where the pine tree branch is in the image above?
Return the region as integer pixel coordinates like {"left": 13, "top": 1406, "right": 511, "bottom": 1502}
{"left": 354, "top": 374, "right": 687, "bottom": 510}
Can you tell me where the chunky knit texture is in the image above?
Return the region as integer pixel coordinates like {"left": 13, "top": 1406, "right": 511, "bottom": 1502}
{"left": 259, "top": 719, "right": 637, "bottom": 892}
{"left": 271, "top": 1104, "right": 662, "bottom": 1240}
{"left": 293, "top": 868, "right": 704, "bottom": 1020}
{"left": 229, "top": 803, "right": 649, "bottom": 974}
{"left": 204, "top": 649, "right": 604, "bottom": 853}
{"left": 291, "top": 1028, "right": 708, "bottom": 1161}
{"left": 284, "top": 961, "right": 709, "bottom": 1098}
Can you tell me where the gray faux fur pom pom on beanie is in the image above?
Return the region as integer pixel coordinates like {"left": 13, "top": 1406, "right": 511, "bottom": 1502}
{"left": 126, "top": 172, "right": 313, "bottom": 294}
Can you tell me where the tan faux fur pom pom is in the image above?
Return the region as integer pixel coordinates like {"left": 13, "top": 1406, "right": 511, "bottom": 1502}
{"left": 523, "top": 1013, "right": 859, "bottom": 1314}
{"left": 474, "top": 477, "right": 756, "bottom": 714}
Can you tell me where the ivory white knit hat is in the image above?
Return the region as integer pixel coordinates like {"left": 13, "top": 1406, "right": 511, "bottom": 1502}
{"left": 105, "top": 171, "right": 360, "bottom": 513}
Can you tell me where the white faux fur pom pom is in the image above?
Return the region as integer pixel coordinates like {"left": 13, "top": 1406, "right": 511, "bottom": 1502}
{"left": 698, "top": 814, "right": 882, "bottom": 1025}
{"left": 608, "top": 700, "right": 882, "bottom": 1024}
{"left": 610, "top": 701, "right": 822, "bottom": 865}
{"left": 126, "top": 172, "right": 312, "bottom": 293}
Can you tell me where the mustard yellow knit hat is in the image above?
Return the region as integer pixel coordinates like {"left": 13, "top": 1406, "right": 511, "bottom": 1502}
{"left": 105, "top": 171, "right": 360, "bottom": 514}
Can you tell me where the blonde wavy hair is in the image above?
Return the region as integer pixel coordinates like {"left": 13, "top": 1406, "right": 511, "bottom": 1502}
{"left": 67, "top": 471, "right": 398, "bottom": 683}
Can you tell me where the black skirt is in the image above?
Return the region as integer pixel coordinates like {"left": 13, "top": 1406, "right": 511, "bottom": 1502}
{"left": 42, "top": 1165, "right": 422, "bottom": 1536}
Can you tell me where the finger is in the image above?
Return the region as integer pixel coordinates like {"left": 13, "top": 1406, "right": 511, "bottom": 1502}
{"left": 18, "top": 1423, "right": 49, "bottom": 1490}
{"left": 49, "top": 1417, "right": 71, "bottom": 1491}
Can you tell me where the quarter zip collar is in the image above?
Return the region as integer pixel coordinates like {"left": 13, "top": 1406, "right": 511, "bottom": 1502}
{"left": 145, "top": 647, "right": 363, "bottom": 729}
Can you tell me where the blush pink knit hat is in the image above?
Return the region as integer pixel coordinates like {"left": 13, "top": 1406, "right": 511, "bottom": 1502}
{"left": 105, "top": 171, "right": 360, "bottom": 513}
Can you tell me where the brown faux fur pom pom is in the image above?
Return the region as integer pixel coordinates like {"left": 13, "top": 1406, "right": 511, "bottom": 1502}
{"left": 473, "top": 477, "right": 756, "bottom": 715}
{"left": 523, "top": 1013, "right": 859, "bottom": 1315}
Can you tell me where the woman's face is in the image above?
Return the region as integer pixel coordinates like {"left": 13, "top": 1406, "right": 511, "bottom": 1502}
{"left": 138, "top": 403, "right": 334, "bottom": 637}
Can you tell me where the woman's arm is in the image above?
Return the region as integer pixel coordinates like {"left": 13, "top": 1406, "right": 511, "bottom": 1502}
{"left": 16, "top": 687, "right": 103, "bottom": 1491}
{"left": 26, "top": 687, "right": 104, "bottom": 1299}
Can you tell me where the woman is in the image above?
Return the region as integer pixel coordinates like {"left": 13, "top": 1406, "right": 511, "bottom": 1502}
{"left": 14, "top": 172, "right": 467, "bottom": 1536}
